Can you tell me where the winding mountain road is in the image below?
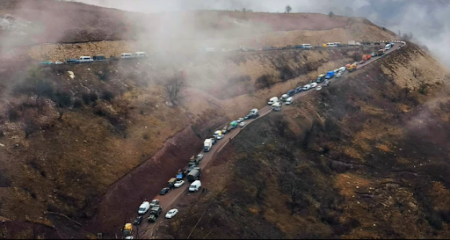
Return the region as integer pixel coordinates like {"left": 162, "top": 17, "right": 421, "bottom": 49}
{"left": 134, "top": 41, "right": 406, "bottom": 239}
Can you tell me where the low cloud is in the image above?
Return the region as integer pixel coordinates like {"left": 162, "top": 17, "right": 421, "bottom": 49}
{"left": 75, "top": 0, "right": 450, "bottom": 68}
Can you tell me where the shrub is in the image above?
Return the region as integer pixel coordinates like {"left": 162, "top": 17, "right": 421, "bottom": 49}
{"left": 101, "top": 91, "right": 115, "bottom": 102}
{"left": 8, "top": 109, "right": 19, "bottom": 122}
{"left": 73, "top": 99, "right": 83, "bottom": 109}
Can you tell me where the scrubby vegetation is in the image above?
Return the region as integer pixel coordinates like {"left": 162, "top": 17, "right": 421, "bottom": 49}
{"left": 160, "top": 45, "right": 450, "bottom": 239}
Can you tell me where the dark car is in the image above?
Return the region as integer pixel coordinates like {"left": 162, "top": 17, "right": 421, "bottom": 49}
{"left": 295, "top": 87, "right": 303, "bottom": 93}
{"left": 287, "top": 90, "right": 296, "bottom": 97}
{"left": 65, "top": 58, "right": 79, "bottom": 64}
{"left": 133, "top": 216, "right": 143, "bottom": 226}
{"left": 244, "top": 115, "right": 250, "bottom": 120}
{"left": 159, "top": 187, "right": 170, "bottom": 195}
{"left": 210, "top": 137, "right": 216, "bottom": 145}
{"left": 93, "top": 55, "right": 107, "bottom": 61}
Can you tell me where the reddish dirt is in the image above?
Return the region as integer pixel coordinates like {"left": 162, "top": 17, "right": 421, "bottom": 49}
{"left": 84, "top": 126, "right": 203, "bottom": 237}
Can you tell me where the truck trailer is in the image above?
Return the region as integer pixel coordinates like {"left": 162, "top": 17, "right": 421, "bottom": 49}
{"left": 204, "top": 139, "right": 212, "bottom": 152}
{"left": 187, "top": 167, "right": 201, "bottom": 182}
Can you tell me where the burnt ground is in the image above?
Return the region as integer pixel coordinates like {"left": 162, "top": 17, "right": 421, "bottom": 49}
{"left": 159, "top": 54, "right": 450, "bottom": 238}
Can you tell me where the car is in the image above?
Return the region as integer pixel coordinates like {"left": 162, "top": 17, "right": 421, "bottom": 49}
{"left": 174, "top": 180, "right": 185, "bottom": 188}
{"left": 133, "top": 216, "right": 143, "bottom": 226}
{"left": 210, "top": 137, "right": 216, "bottom": 145}
{"left": 125, "top": 236, "right": 134, "bottom": 240}
{"left": 150, "top": 199, "right": 160, "bottom": 207}
{"left": 295, "top": 87, "right": 303, "bottom": 93}
{"left": 237, "top": 118, "right": 244, "bottom": 123}
{"left": 335, "top": 72, "right": 342, "bottom": 78}
{"left": 188, "top": 164, "right": 197, "bottom": 172}
{"left": 165, "top": 209, "right": 179, "bottom": 219}
{"left": 159, "top": 187, "right": 169, "bottom": 195}
{"left": 65, "top": 58, "right": 79, "bottom": 64}
{"left": 316, "top": 86, "right": 322, "bottom": 91}
{"left": 195, "top": 154, "right": 203, "bottom": 162}
{"left": 303, "top": 84, "right": 311, "bottom": 91}
{"left": 310, "top": 82, "right": 318, "bottom": 88}
{"left": 54, "top": 61, "right": 64, "bottom": 65}
{"left": 244, "top": 115, "right": 250, "bottom": 120}
{"left": 239, "top": 121, "right": 247, "bottom": 128}
{"left": 287, "top": 90, "right": 296, "bottom": 96}
{"left": 371, "top": 52, "right": 376, "bottom": 57}
{"left": 40, "top": 61, "right": 53, "bottom": 65}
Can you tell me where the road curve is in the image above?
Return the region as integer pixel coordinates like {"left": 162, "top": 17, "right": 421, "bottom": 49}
{"left": 137, "top": 40, "right": 406, "bottom": 239}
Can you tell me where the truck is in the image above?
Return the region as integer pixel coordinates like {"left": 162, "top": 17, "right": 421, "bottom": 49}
{"left": 187, "top": 167, "right": 201, "bottom": 182}
{"left": 325, "top": 70, "right": 335, "bottom": 79}
{"left": 147, "top": 206, "right": 163, "bottom": 223}
{"left": 272, "top": 102, "right": 281, "bottom": 111}
{"left": 362, "top": 54, "right": 371, "bottom": 62}
{"left": 348, "top": 40, "right": 356, "bottom": 46}
{"left": 123, "top": 223, "right": 133, "bottom": 237}
{"left": 189, "top": 154, "right": 202, "bottom": 166}
{"left": 347, "top": 62, "right": 357, "bottom": 72}
{"left": 167, "top": 178, "right": 177, "bottom": 189}
{"left": 248, "top": 109, "right": 259, "bottom": 119}
{"left": 377, "top": 49, "right": 385, "bottom": 56}
{"left": 316, "top": 74, "right": 326, "bottom": 83}
{"left": 204, "top": 139, "right": 212, "bottom": 152}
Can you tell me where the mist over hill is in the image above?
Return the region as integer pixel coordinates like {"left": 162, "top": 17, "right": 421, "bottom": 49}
{"left": 75, "top": 0, "right": 450, "bottom": 68}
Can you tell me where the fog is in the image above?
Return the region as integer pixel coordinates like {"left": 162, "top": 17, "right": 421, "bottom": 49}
{"left": 75, "top": 0, "right": 450, "bottom": 68}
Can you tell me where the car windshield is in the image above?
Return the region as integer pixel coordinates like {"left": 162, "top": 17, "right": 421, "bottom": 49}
{"left": 138, "top": 208, "right": 145, "bottom": 211}
{"left": 169, "top": 210, "right": 176, "bottom": 214}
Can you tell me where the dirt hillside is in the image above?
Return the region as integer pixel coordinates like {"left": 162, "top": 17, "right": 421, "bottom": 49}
{"left": 159, "top": 43, "right": 450, "bottom": 239}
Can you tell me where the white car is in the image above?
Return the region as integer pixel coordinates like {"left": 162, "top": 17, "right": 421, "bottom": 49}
{"left": 237, "top": 118, "right": 244, "bottom": 123}
{"left": 303, "top": 84, "right": 311, "bottom": 91}
{"left": 165, "top": 209, "right": 179, "bottom": 219}
{"left": 316, "top": 86, "right": 322, "bottom": 91}
{"left": 55, "top": 61, "right": 64, "bottom": 65}
{"left": 174, "top": 180, "right": 185, "bottom": 188}
{"left": 335, "top": 72, "right": 342, "bottom": 78}
{"left": 239, "top": 121, "right": 247, "bottom": 128}
{"left": 310, "top": 82, "right": 318, "bottom": 88}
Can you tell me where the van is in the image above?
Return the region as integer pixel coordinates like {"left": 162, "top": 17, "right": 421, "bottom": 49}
{"left": 121, "top": 53, "right": 133, "bottom": 59}
{"left": 285, "top": 97, "right": 293, "bottom": 105}
{"left": 281, "top": 94, "right": 289, "bottom": 102}
{"left": 93, "top": 55, "right": 107, "bottom": 61}
{"left": 79, "top": 56, "right": 93, "bottom": 63}
{"left": 268, "top": 97, "right": 279, "bottom": 105}
{"left": 301, "top": 44, "right": 312, "bottom": 49}
{"left": 135, "top": 52, "right": 147, "bottom": 58}
{"left": 138, "top": 201, "right": 150, "bottom": 215}
{"left": 189, "top": 180, "right": 201, "bottom": 192}
{"left": 326, "top": 43, "right": 338, "bottom": 47}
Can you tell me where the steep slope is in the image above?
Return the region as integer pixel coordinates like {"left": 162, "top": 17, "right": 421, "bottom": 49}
{"left": 158, "top": 43, "right": 450, "bottom": 239}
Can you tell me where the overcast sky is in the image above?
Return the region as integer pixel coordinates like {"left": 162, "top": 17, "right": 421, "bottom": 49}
{"left": 74, "top": 0, "right": 450, "bottom": 67}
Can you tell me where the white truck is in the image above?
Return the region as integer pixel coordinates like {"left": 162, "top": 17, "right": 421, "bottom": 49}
{"left": 138, "top": 201, "right": 150, "bottom": 215}
{"left": 268, "top": 97, "right": 279, "bottom": 105}
{"left": 272, "top": 102, "right": 281, "bottom": 111}
{"left": 203, "top": 139, "right": 212, "bottom": 152}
